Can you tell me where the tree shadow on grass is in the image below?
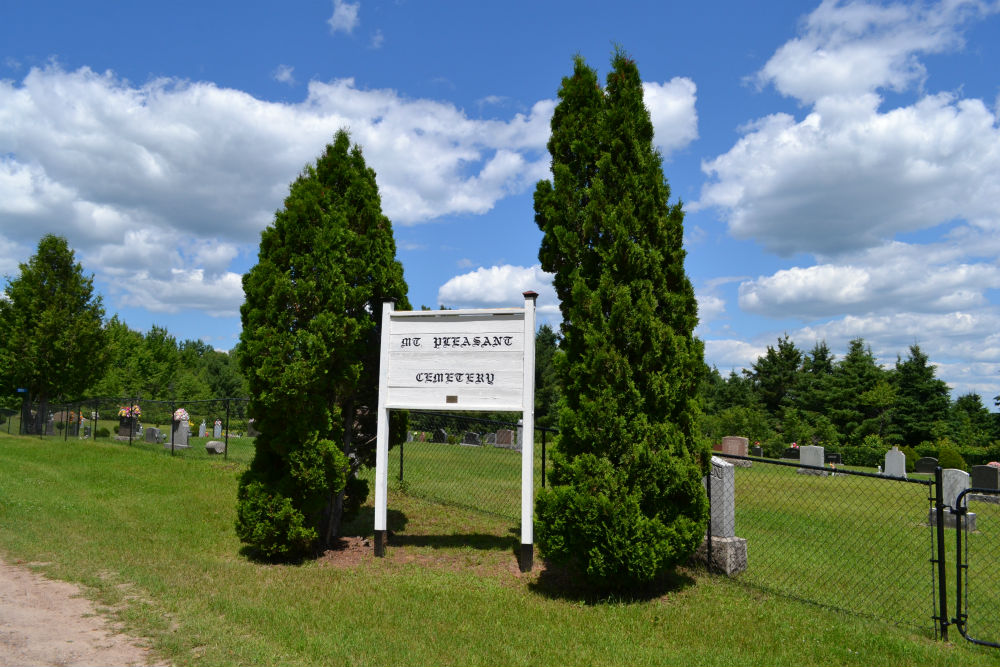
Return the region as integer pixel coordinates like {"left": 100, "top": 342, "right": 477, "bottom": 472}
{"left": 529, "top": 560, "right": 697, "bottom": 604}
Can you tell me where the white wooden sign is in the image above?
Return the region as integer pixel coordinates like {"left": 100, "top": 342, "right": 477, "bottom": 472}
{"left": 373, "top": 292, "right": 537, "bottom": 571}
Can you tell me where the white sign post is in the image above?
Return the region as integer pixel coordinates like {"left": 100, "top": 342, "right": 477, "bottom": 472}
{"left": 373, "top": 291, "right": 537, "bottom": 571}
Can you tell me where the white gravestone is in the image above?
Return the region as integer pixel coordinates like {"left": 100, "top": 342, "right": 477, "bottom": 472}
{"left": 696, "top": 456, "right": 747, "bottom": 575}
{"left": 198, "top": 421, "right": 207, "bottom": 437}
{"left": 797, "top": 445, "right": 828, "bottom": 476}
{"left": 929, "top": 469, "right": 976, "bottom": 530}
{"left": 883, "top": 446, "right": 906, "bottom": 479}
{"left": 213, "top": 421, "right": 222, "bottom": 438}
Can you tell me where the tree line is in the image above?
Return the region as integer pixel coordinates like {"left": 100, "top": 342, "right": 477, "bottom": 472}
{"left": 699, "top": 335, "right": 1000, "bottom": 464}
{"left": 0, "top": 235, "right": 248, "bottom": 433}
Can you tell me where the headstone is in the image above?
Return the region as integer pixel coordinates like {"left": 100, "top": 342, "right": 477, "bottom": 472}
{"left": 45, "top": 417, "right": 55, "bottom": 435}
{"left": 971, "top": 465, "right": 1000, "bottom": 491}
{"left": 720, "top": 436, "right": 748, "bottom": 457}
{"left": 824, "top": 452, "right": 842, "bottom": 464}
{"left": 915, "top": 457, "right": 938, "bottom": 474}
{"left": 433, "top": 428, "right": 448, "bottom": 443}
{"left": 462, "top": 431, "right": 481, "bottom": 446}
{"left": 782, "top": 447, "right": 800, "bottom": 460}
{"left": 883, "top": 446, "right": 906, "bottom": 479}
{"left": 695, "top": 456, "right": 747, "bottom": 575}
{"left": 929, "top": 468, "right": 976, "bottom": 529}
{"left": 171, "top": 420, "right": 190, "bottom": 447}
{"left": 496, "top": 429, "right": 514, "bottom": 446}
{"left": 797, "top": 445, "right": 827, "bottom": 475}
{"left": 83, "top": 426, "right": 91, "bottom": 438}
{"left": 247, "top": 420, "right": 260, "bottom": 437}
{"left": 484, "top": 433, "right": 497, "bottom": 446}
{"left": 198, "top": 421, "right": 207, "bottom": 438}
{"left": 205, "top": 440, "right": 226, "bottom": 455}
{"left": 720, "top": 436, "right": 751, "bottom": 467}
{"left": 406, "top": 431, "right": 414, "bottom": 442}
{"left": 751, "top": 445, "right": 763, "bottom": 457}
{"left": 118, "top": 418, "right": 137, "bottom": 438}
{"left": 144, "top": 427, "right": 161, "bottom": 443}
{"left": 213, "top": 421, "right": 222, "bottom": 438}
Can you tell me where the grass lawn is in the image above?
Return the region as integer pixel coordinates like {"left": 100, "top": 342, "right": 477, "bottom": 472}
{"left": 0, "top": 431, "right": 998, "bottom": 666}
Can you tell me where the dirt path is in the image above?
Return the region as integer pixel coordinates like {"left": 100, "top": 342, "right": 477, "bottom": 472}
{"left": 0, "top": 557, "right": 166, "bottom": 666}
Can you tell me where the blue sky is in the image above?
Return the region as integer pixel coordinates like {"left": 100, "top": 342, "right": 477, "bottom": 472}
{"left": 1, "top": 0, "right": 999, "bottom": 406}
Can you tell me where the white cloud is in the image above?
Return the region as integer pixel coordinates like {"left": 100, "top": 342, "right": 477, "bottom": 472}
{"left": 643, "top": 78, "right": 699, "bottom": 155}
{"left": 437, "top": 264, "right": 558, "bottom": 317}
{"left": 273, "top": 65, "right": 295, "bottom": 85}
{"left": 756, "top": 0, "right": 997, "bottom": 103}
{"left": 698, "top": 92, "right": 1000, "bottom": 256}
{"left": 704, "top": 338, "right": 769, "bottom": 372}
{"left": 370, "top": 29, "right": 384, "bottom": 49}
{"left": 328, "top": 0, "right": 360, "bottom": 34}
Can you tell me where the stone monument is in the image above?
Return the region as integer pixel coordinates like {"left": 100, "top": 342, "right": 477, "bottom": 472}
{"left": 695, "top": 456, "right": 748, "bottom": 575}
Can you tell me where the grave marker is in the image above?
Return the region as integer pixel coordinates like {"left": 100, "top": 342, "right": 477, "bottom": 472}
{"left": 884, "top": 446, "right": 906, "bottom": 479}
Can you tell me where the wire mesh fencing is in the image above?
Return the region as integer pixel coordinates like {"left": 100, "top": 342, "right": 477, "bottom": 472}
{"left": 8, "top": 396, "right": 255, "bottom": 462}
{"left": 714, "top": 454, "right": 938, "bottom": 634}
{"left": 364, "top": 411, "right": 555, "bottom": 521}
{"left": 956, "top": 488, "right": 1000, "bottom": 647}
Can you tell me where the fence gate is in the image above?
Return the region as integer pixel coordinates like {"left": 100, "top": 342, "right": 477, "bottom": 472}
{"left": 953, "top": 487, "right": 1000, "bottom": 648}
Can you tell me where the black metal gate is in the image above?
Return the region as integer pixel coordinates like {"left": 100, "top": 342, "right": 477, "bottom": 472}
{"left": 953, "top": 487, "right": 1000, "bottom": 648}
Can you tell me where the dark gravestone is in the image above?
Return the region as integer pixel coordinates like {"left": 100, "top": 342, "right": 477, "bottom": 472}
{"left": 782, "top": 447, "right": 800, "bottom": 460}
{"left": 824, "top": 452, "right": 842, "bottom": 465}
{"left": 915, "top": 457, "right": 939, "bottom": 474}
{"left": 462, "top": 431, "right": 480, "bottom": 446}
{"left": 751, "top": 445, "right": 763, "bottom": 457}
{"left": 971, "top": 465, "right": 1000, "bottom": 490}
{"left": 433, "top": 428, "right": 448, "bottom": 443}
{"left": 484, "top": 433, "right": 497, "bottom": 446}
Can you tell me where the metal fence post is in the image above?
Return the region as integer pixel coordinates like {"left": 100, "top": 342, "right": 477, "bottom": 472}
{"left": 934, "top": 466, "right": 949, "bottom": 641}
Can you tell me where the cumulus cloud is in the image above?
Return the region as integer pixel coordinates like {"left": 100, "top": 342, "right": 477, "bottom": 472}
{"left": 643, "top": 78, "right": 699, "bottom": 156}
{"left": 328, "top": 0, "right": 360, "bottom": 34}
{"left": 698, "top": 92, "right": 1000, "bottom": 255}
{"left": 0, "top": 65, "right": 584, "bottom": 314}
{"left": 437, "top": 265, "right": 558, "bottom": 317}
{"left": 756, "top": 0, "right": 997, "bottom": 103}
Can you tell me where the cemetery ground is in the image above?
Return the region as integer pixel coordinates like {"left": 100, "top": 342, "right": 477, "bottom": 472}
{"left": 0, "top": 433, "right": 997, "bottom": 667}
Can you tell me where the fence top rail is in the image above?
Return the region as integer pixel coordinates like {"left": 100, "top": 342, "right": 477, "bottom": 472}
{"left": 718, "top": 453, "right": 934, "bottom": 486}
{"left": 406, "top": 410, "right": 558, "bottom": 433}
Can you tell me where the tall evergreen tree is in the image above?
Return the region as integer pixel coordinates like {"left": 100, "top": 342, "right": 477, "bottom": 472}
{"left": 533, "top": 51, "right": 708, "bottom": 587}
{"left": 0, "top": 235, "right": 107, "bottom": 432}
{"left": 236, "top": 130, "right": 409, "bottom": 560}
{"left": 891, "top": 344, "right": 950, "bottom": 446}
{"left": 827, "top": 338, "right": 888, "bottom": 445}
{"left": 747, "top": 334, "right": 802, "bottom": 416}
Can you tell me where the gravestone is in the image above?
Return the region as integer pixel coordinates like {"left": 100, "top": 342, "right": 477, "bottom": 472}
{"left": 929, "top": 468, "right": 976, "bottom": 530}
{"left": 971, "top": 465, "right": 1000, "bottom": 491}
{"left": 484, "top": 432, "right": 497, "bottom": 446}
{"left": 720, "top": 436, "right": 751, "bottom": 467}
{"left": 824, "top": 452, "right": 842, "bottom": 464}
{"left": 694, "top": 456, "right": 747, "bottom": 575}
{"left": 406, "top": 431, "right": 414, "bottom": 442}
{"left": 144, "top": 427, "right": 161, "bottom": 443}
{"left": 433, "top": 428, "right": 448, "bottom": 443}
{"left": 797, "top": 445, "right": 828, "bottom": 476}
{"left": 247, "top": 420, "right": 260, "bottom": 437}
{"left": 213, "top": 421, "right": 222, "bottom": 438}
{"left": 198, "top": 421, "right": 207, "bottom": 437}
{"left": 45, "top": 417, "right": 55, "bottom": 435}
{"left": 915, "top": 457, "right": 938, "bottom": 474}
{"left": 171, "top": 420, "right": 190, "bottom": 448}
{"left": 883, "top": 446, "right": 906, "bottom": 479}
{"left": 462, "top": 431, "right": 481, "bottom": 446}
{"left": 205, "top": 440, "right": 225, "bottom": 455}
{"left": 782, "top": 447, "right": 800, "bottom": 460}
{"left": 83, "top": 426, "right": 91, "bottom": 438}
{"left": 496, "top": 429, "right": 515, "bottom": 449}
{"left": 118, "top": 418, "right": 137, "bottom": 438}
{"left": 751, "top": 445, "right": 763, "bottom": 457}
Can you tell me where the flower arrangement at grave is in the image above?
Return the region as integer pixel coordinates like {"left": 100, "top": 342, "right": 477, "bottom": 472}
{"left": 989, "top": 461, "right": 1000, "bottom": 469}
{"left": 118, "top": 405, "right": 141, "bottom": 419}
{"left": 791, "top": 441, "right": 799, "bottom": 449}
{"left": 173, "top": 408, "right": 190, "bottom": 423}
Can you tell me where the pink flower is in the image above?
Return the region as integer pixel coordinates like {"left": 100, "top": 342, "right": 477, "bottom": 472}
{"left": 988, "top": 461, "right": 1000, "bottom": 469}
{"left": 791, "top": 442, "right": 799, "bottom": 448}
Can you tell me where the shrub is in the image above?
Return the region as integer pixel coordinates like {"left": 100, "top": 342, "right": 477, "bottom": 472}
{"left": 840, "top": 446, "right": 886, "bottom": 468}
{"left": 901, "top": 445, "right": 918, "bottom": 473}
{"left": 95, "top": 427, "right": 110, "bottom": 438}
{"left": 915, "top": 442, "right": 938, "bottom": 459}
{"left": 937, "top": 445, "right": 967, "bottom": 471}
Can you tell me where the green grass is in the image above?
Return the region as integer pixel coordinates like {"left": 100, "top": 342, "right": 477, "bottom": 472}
{"left": 1, "top": 431, "right": 998, "bottom": 666}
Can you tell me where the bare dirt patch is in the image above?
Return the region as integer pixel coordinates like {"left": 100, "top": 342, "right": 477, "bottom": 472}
{"left": 0, "top": 557, "right": 167, "bottom": 667}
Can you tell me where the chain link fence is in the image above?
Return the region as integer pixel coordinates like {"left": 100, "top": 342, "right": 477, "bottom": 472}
{"left": 955, "top": 488, "right": 1000, "bottom": 647}
{"left": 9, "top": 396, "right": 254, "bottom": 462}
{"left": 363, "top": 411, "right": 556, "bottom": 520}
{"left": 714, "top": 454, "right": 938, "bottom": 634}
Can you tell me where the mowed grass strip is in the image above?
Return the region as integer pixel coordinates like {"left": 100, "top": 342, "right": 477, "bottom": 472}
{"left": 0, "top": 432, "right": 997, "bottom": 666}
